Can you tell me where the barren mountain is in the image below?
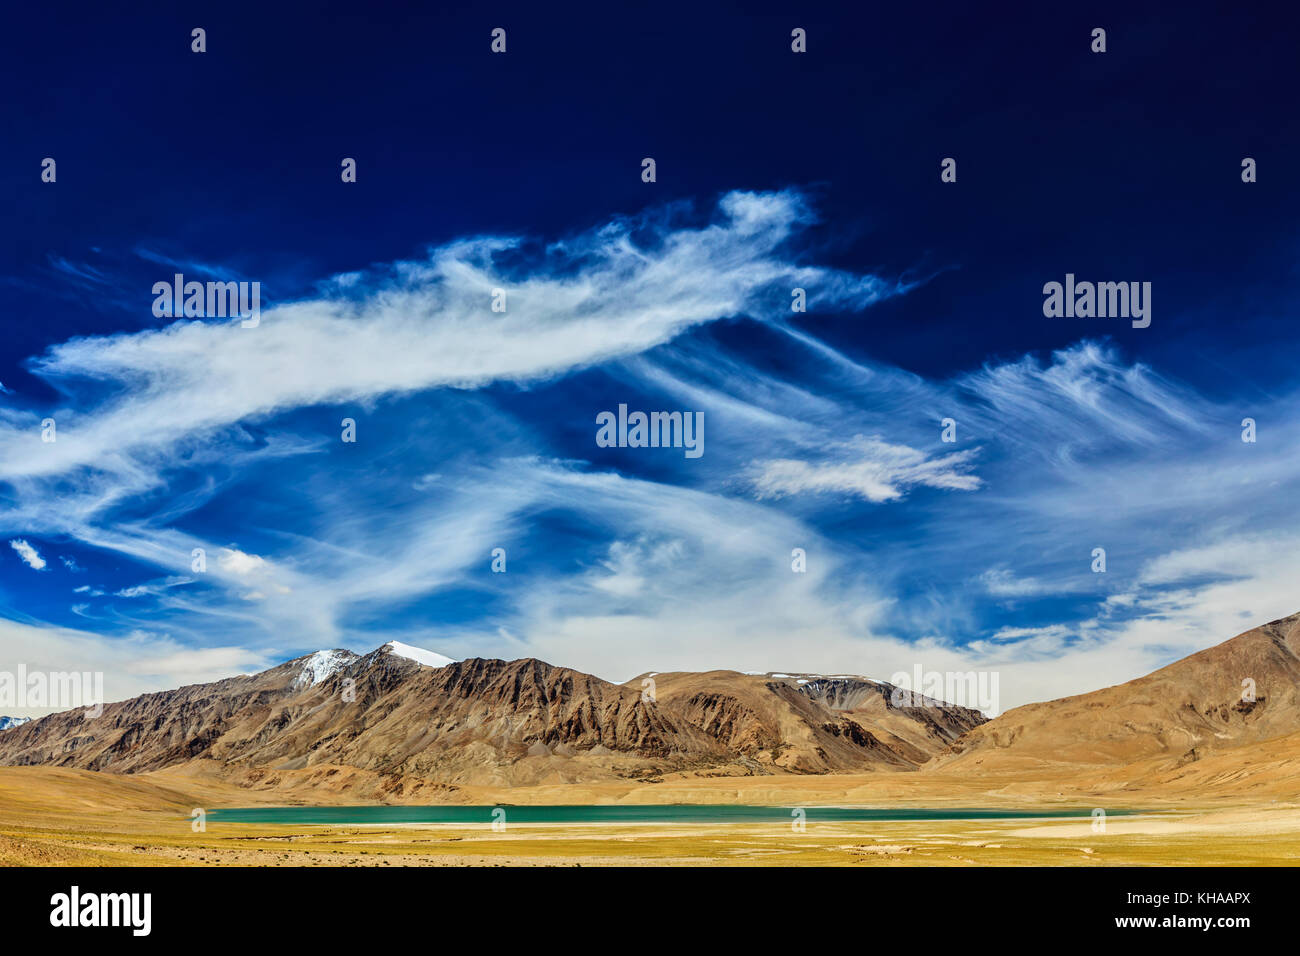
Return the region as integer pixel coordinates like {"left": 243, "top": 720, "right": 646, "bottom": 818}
{"left": 630, "top": 670, "right": 985, "bottom": 773}
{"left": 2, "top": 613, "right": 1297, "bottom": 802}
{"left": 936, "top": 612, "right": 1300, "bottom": 773}
{"left": 0, "top": 644, "right": 982, "bottom": 790}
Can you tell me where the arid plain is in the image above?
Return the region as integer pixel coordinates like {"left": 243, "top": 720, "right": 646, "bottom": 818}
{"left": 1, "top": 754, "right": 1297, "bottom": 867}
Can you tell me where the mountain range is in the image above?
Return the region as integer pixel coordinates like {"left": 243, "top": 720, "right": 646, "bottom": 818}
{"left": 1, "top": 613, "right": 1297, "bottom": 800}
{"left": 0, "top": 640, "right": 982, "bottom": 793}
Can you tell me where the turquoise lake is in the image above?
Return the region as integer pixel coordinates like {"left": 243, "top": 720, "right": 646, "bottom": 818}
{"left": 207, "top": 805, "right": 1140, "bottom": 825}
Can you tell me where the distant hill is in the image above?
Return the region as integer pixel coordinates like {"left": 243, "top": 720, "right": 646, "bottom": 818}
{"left": 935, "top": 612, "right": 1300, "bottom": 774}
{"left": 627, "top": 670, "right": 984, "bottom": 773}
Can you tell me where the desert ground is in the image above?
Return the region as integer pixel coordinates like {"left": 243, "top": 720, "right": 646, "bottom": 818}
{"left": 1, "top": 765, "right": 1295, "bottom": 867}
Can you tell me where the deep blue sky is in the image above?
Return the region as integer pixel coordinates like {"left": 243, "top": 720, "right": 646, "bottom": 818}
{"left": 2, "top": 1, "right": 1299, "bottom": 712}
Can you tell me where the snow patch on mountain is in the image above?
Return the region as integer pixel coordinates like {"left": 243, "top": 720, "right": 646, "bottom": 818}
{"left": 0, "top": 716, "right": 32, "bottom": 731}
{"left": 383, "top": 641, "right": 456, "bottom": 669}
{"left": 750, "top": 671, "right": 882, "bottom": 684}
{"left": 291, "top": 649, "right": 359, "bottom": 688}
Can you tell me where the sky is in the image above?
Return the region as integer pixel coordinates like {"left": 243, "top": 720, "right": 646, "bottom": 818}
{"left": 2, "top": 2, "right": 1299, "bottom": 715}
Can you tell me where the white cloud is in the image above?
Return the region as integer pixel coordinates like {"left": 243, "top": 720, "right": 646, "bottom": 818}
{"left": 114, "top": 576, "right": 193, "bottom": 599}
{"left": 750, "top": 436, "right": 981, "bottom": 503}
{"left": 217, "top": 548, "right": 267, "bottom": 575}
{"left": 0, "top": 189, "right": 899, "bottom": 653}
{"left": 0, "top": 618, "right": 271, "bottom": 717}
{"left": 124, "top": 645, "right": 274, "bottom": 685}
{"left": 980, "top": 568, "right": 1052, "bottom": 598}
{"left": 8, "top": 539, "right": 46, "bottom": 570}
{"left": 0, "top": 190, "right": 889, "bottom": 488}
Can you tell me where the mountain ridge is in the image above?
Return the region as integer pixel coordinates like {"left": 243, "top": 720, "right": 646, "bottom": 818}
{"left": 935, "top": 611, "right": 1300, "bottom": 772}
{"left": 0, "top": 643, "right": 981, "bottom": 788}
{"left": 6, "top": 612, "right": 1299, "bottom": 799}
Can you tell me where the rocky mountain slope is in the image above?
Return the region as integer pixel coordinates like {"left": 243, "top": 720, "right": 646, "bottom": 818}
{"left": 935, "top": 612, "right": 1300, "bottom": 773}
{"left": 630, "top": 670, "right": 985, "bottom": 773}
{"left": 0, "top": 644, "right": 982, "bottom": 789}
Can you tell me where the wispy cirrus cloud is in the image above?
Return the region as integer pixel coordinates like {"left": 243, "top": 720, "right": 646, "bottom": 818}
{"left": 750, "top": 436, "right": 981, "bottom": 503}
{"left": 114, "top": 575, "right": 194, "bottom": 599}
{"left": 1, "top": 190, "right": 892, "bottom": 485}
{"left": 0, "top": 190, "right": 908, "bottom": 670}
{"left": 979, "top": 568, "right": 1053, "bottom": 599}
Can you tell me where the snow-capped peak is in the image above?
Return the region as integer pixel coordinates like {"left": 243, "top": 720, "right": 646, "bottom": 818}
{"left": 383, "top": 641, "right": 455, "bottom": 669}
{"left": 0, "top": 716, "right": 32, "bottom": 731}
{"left": 291, "top": 649, "right": 359, "bottom": 688}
